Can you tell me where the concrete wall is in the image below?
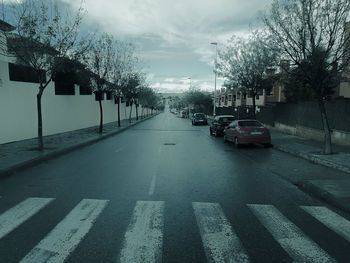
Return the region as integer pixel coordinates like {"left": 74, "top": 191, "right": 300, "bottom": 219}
{"left": 0, "top": 60, "right": 146, "bottom": 144}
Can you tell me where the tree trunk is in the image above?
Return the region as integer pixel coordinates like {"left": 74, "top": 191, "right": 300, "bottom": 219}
{"left": 99, "top": 99, "right": 103, "bottom": 134}
{"left": 318, "top": 98, "right": 332, "bottom": 154}
{"left": 141, "top": 107, "right": 144, "bottom": 119}
{"left": 117, "top": 98, "right": 120, "bottom": 127}
{"left": 129, "top": 104, "right": 133, "bottom": 123}
{"left": 136, "top": 104, "right": 139, "bottom": 121}
{"left": 252, "top": 93, "right": 256, "bottom": 119}
{"left": 36, "top": 88, "right": 44, "bottom": 151}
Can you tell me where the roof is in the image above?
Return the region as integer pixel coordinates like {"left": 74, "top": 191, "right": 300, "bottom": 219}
{"left": 0, "top": 20, "right": 15, "bottom": 32}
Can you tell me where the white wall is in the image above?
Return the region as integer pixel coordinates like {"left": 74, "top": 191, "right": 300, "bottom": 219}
{"left": 0, "top": 60, "right": 146, "bottom": 144}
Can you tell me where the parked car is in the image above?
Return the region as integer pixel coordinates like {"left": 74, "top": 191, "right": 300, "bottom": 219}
{"left": 223, "top": 119, "right": 271, "bottom": 147}
{"left": 192, "top": 113, "right": 208, "bottom": 125}
{"left": 209, "top": 115, "right": 235, "bottom": 136}
{"left": 180, "top": 110, "right": 188, "bottom": 118}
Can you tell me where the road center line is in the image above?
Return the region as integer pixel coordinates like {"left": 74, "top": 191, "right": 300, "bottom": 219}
{"left": 193, "top": 202, "right": 251, "bottom": 263}
{"left": 115, "top": 147, "right": 125, "bottom": 153}
{"left": 118, "top": 201, "right": 164, "bottom": 263}
{"left": 0, "top": 197, "right": 54, "bottom": 240}
{"left": 20, "top": 199, "right": 108, "bottom": 263}
{"left": 148, "top": 175, "right": 157, "bottom": 196}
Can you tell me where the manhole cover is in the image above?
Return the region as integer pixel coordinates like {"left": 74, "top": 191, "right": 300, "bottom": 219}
{"left": 163, "top": 143, "right": 176, "bottom": 145}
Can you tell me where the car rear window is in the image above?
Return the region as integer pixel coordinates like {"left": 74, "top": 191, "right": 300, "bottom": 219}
{"left": 196, "top": 114, "right": 205, "bottom": 118}
{"left": 238, "top": 121, "right": 263, "bottom": 127}
{"left": 220, "top": 117, "right": 234, "bottom": 123}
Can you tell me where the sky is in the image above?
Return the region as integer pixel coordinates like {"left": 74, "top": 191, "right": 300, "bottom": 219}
{"left": 5, "top": 0, "right": 274, "bottom": 93}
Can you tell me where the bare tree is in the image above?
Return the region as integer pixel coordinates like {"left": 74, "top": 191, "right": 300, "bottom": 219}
{"left": 218, "top": 32, "right": 278, "bottom": 117}
{"left": 111, "top": 41, "right": 137, "bottom": 127}
{"left": 119, "top": 71, "right": 144, "bottom": 123}
{"left": 1, "top": 0, "right": 88, "bottom": 150}
{"left": 85, "top": 33, "right": 115, "bottom": 134}
{"left": 262, "top": 0, "right": 350, "bottom": 154}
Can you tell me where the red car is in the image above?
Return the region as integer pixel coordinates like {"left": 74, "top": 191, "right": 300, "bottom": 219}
{"left": 224, "top": 120, "right": 271, "bottom": 147}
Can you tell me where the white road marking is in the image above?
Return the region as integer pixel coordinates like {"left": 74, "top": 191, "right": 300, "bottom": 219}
{"left": 118, "top": 201, "right": 164, "bottom": 263}
{"left": 192, "top": 202, "right": 251, "bottom": 263}
{"left": 115, "top": 147, "right": 125, "bottom": 153}
{"left": 248, "top": 204, "right": 336, "bottom": 263}
{"left": 0, "top": 197, "right": 54, "bottom": 240}
{"left": 301, "top": 205, "right": 350, "bottom": 243}
{"left": 20, "top": 199, "right": 108, "bottom": 263}
{"left": 148, "top": 175, "right": 157, "bottom": 196}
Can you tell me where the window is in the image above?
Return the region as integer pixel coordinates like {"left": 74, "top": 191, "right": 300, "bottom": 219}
{"left": 8, "top": 63, "right": 46, "bottom": 83}
{"left": 238, "top": 120, "right": 262, "bottom": 127}
{"left": 55, "top": 81, "right": 75, "bottom": 95}
{"left": 106, "top": 91, "right": 112, "bottom": 100}
{"left": 79, "top": 85, "right": 92, "bottom": 95}
{"left": 94, "top": 91, "right": 104, "bottom": 101}
{"left": 54, "top": 72, "right": 75, "bottom": 95}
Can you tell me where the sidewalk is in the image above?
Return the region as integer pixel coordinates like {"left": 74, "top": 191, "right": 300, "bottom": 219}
{"left": 270, "top": 129, "right": 350, "bottom": 213}
{"left": 0, "top": 115, "right": 156, "bottom": 177}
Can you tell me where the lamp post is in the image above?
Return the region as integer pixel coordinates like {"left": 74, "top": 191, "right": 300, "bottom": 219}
{"left": 211, "top": 42, "right": 218, "bottom": 116}
{"left": 188, "top": 77, "right": 192, "bottom": 118}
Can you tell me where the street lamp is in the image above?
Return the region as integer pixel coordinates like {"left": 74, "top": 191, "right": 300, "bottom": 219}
{"left": 211, "top": 42, "right": 218, "bottom": 116}
{"left": 187, "top": 77, "right": 192, "bottom": 118}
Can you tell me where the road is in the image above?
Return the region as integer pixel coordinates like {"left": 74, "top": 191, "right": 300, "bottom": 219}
{"left": 0, "top": 105, "right": 350, "bottom": 263}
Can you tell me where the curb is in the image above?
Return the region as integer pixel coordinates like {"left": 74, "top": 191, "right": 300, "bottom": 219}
{"left": 273, "top": 144, "right": 350, "bottom": 175}
{"left": 297, "top": 180, "right": 350, "bottom": 214}
{"left": 0, "top": 114, "right": 158, "bottom": 178}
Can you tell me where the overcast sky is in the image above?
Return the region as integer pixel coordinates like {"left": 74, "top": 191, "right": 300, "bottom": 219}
{"left": 8, "top": 0, "right": 274, "bottom": 93}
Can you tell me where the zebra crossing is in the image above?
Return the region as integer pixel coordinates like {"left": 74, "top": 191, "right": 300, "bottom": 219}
{"left": 0, "top": 198, "right": 350, "bottom": 262}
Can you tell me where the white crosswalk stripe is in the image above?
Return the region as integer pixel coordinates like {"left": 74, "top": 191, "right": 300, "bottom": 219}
{"left": 0, "top": 197, "right": 54, "bottom": 240}
{"left": 248, "top": 204, "right": 336, "bottom": 263}
{"left": 117, "top": 201, "right": 165, "bottom": 263}
{"left": 19, "top": 199, "right": 108, "bottom": 263}
{"left": 2, "top": 197, "right": 350, "bottom": 262}
{"left": 193, "top": 202, "right": 251, "bottom": 263}
{"left": 301, "top": 205, "right": 350, "bottom": 243}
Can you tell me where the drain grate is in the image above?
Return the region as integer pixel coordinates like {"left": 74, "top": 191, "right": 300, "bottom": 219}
{"left": 163, "top": 143, "right": 176, "bottom": 146}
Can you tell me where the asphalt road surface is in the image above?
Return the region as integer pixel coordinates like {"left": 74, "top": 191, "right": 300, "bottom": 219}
{"left": 1, "top": 105, "right": 350, "bottom": 263}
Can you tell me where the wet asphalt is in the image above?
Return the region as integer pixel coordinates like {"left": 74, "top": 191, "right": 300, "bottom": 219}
{"left": 0, "top": 106, "right": 350, "bottom": 263}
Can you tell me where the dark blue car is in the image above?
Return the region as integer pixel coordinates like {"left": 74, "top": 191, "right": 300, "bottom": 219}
{"left": 192, "top": 113, "right": 208, "bottom": 125}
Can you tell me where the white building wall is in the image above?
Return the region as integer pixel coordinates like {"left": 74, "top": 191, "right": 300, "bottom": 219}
{"left": 0, "top": 60, "right": 144, "bottom": 144}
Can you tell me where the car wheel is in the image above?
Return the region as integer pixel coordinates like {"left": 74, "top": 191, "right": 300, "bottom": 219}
{"left": 234, "top": 137, "right": 240, "bottom": 148}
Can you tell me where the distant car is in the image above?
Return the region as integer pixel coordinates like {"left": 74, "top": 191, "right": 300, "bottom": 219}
{"left": 209, "top": 115, "right": 235, "bottom": 136}
{"left": 192, "top": 113, "right": 208, "bottom": 125}
{"left": 223, "top": 119, "right": 271, "bottom": 147}
{"left": 180, "top": 110, "right": 188, "bottom": 118}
